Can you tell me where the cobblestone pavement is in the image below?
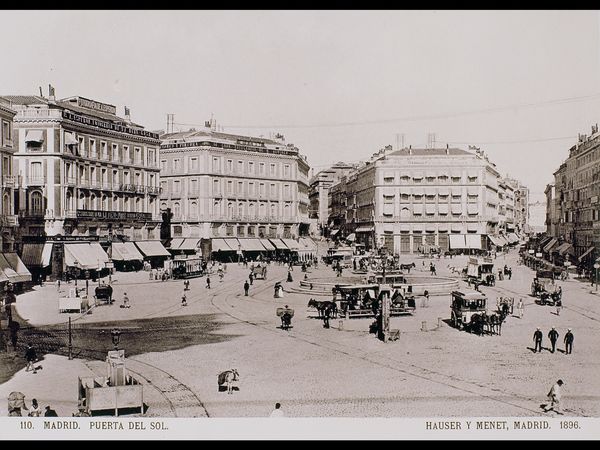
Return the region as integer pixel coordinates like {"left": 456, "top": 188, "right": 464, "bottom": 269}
{"left": 5, "top": 250, "right": 600, "bottom": 417}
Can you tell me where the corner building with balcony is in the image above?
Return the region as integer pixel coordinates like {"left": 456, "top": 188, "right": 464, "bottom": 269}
{"left": 2, "top": 94, "right": 162, "bottom": 278}
{"left": 159, "top": 126, "right": 311, "bottom": 242}
{"left": 344, "top": 147, "right": 504, "bottom": 254}
{"left": 0, "top": 99, "right": 18, "bottom": 252}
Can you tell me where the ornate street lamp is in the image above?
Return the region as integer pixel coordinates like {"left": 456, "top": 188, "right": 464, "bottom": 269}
{"left": 110, "top": 328, "right": 122, "bottom": 350}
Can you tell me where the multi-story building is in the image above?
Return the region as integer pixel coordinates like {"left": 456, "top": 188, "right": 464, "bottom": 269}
{"left": 497, "top": 178, "right": 516, "bottom": 234}
{"left": 508, "top": 178, "right": 530, "bottom": 234}
{"left": 341, "top": 145, "right": 506, "bottom": 254}
{"left": 0, "top": 98, "right": 18, "bottom": 252}
{"left": 327, "top": 176, "right": 349, "bottom": 240}
{"left": 308, "top": 162, "right": 356, "bottom": 234}
{"left": 2, "top": 91, "right": 163, "bottom": 277}
{"left": 548, "top": 125, "right": 600, "bottom": 268}
{"left": 545, "top": 183, "right": 558, "bottom": 237}
{"left": 159, "top": 124, "right": 311, "bottom": 241}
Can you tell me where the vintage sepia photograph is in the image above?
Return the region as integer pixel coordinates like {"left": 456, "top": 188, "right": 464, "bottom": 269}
{"left": 0, "top": 9, "right": 599, "bottom": 440}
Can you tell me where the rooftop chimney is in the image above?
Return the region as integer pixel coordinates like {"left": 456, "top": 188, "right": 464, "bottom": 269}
{"left": 446, "top": 144, "right": 449, "bottom": 155}
{"left": 124, "top": 106, "right": 131, "bottom": 123}
{"left": 409, "top": 145, "right": 412, "bottom": 155}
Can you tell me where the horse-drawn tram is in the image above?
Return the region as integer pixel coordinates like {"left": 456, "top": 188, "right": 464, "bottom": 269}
{"left": 333, "top": 284, "right": 416, "bottom": 318}
{"left": 172, "top": 256, "right": 204, "bottom": 279}
{"left": 450, "top": 290, "right": 487, "bottom": 330}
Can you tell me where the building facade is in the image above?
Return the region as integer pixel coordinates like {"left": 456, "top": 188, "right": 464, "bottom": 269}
{"left": 548, "top": 126, "right": 600, "bottom": 267}
{"left": 339, "top": 146, "right": 511, "bottom": 254}
{"left": 159, "top": 125, "right": 311, "bottom": 240}
{"left": 2, "top": 94, "right": 162, "bottom": 246}
{"left": 0, "top": 99, "right": 18, "bottom": 252}
{"left": 308, "top": 162, "right": 356, "bottom": 234}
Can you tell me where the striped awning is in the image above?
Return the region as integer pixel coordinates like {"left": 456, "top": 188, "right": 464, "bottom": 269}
{"left": 579, "top": 246, "right": 595, "bottom": 262}
{"left": 211, "top": 238, "right": 234, "bottom": 252}
{"left": 179, "top": 238, "right": 201, "bottom": 251}
{"left": 238, "top": 239, "right": 266, "bottom": 252}
{"left": 20, "top": 243, "right": 53, "bottom": 267}
{"left": 543, "top": 238, "right": 558, "bottom": 253}
{"left": 134, "top": 241, "right": 170, "bottom": 257}
{"left": 111, "top": 243, "right": 144, "bottom": 261}
{"left": 0, "top": 253, "right": 32, "bottom": 283}
{"left": 169, "top": 238, "right": 185, "bottom": 250}
{"left": 260, "top": 239, "right": 276, "bottom": 251}
{"left": 269, "top": 239, "right": 288, "bottom": 250}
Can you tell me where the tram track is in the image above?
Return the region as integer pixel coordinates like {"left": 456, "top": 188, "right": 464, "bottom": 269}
{"left": 209, "top": 280, "right": 564, "bottom": 417}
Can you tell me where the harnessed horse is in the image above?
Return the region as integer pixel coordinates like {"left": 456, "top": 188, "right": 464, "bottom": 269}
{"left": 218, "top": 369, "right": 239, "bottom": 394}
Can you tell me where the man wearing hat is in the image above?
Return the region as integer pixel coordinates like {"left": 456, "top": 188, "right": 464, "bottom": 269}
{"left": 533, "top": 327, "right": 543, "bottom": 353}
{"left": 564, "top": 329, "right": 574, "bottom": 354}
{"left": 548, "top": 327, "right": 559, "bottom": 353}
{"left": 544, "top": 379, "right": 564, "bottom": 414}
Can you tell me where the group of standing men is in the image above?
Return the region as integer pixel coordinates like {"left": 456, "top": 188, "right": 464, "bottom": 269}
{"left": 533, "top": 327, "right": 574, "bottom": 354}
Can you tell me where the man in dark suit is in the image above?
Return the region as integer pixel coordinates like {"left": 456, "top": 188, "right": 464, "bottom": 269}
{"left": 564, "top": 329, "right": 574, "bottom": 354}
{"left": 533, "top": 327, "right": 543, "bottom": 353}
{"left": 548, "top": 327, "right": 559, "bottom": 353}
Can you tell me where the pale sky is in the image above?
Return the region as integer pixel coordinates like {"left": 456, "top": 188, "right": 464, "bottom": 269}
{"left": 1, "top": 10, "right": 599, "bottom": 196}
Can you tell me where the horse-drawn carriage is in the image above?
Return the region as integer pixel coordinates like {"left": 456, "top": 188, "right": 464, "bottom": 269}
{"left": 496, "top": 297, "right": 514, "bottom": 316}
{"left": 334, "top": 283, "right": 416, "bottom": 318}
{"left": 450, "top": 290, "right": 506, "bottom": 335}
{"left": 276, "top": 306, "right": 294, "bottom": 330}
{"left": 253, "top": 265, "right": 267, "bottom": 280}
{"left": 466, "top": 257, "right": 495, "bottom": 286}
{"left": 172, "top": 257, "right": 204, "bottom": 279}
{"left": 531, "top": 270, "right": 559, "bottom": 305}
{"left": 95, "top": 283, "right": 113, "bottom": 304}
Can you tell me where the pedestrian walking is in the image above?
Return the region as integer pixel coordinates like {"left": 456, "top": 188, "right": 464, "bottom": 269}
{"left": 206, "top": 276, "right": 211, "bottom": 289}
{"left": 533, "top": 327, "right": 543, "bottom": 353}
{"left": 244, "top": 281, "right": 250, "bottom": 296}
{"left": 548, "top": 327, "right": 559, "bottom": 353}
{"left": 25, "top": 344, "right": 37, "bottom": 373}
{"left": 323, "top": 306, "right": 331, "bottom": 329}
{"left": 564, "top": 329, "right": 574, "bottom": 354}
{"left": 181, "top": 293, "right": 187, "bottom": 307}
{"left": 287, "top": 270, "right": 293, "bottom": 282}
{"left": 269, "top": 402, "right": 285, "bottom": 417}
{"left": 543, "top": 379, "right": 564, "bottom": 414}
{"left": 122, "top": 292, "right": 130, "bottom": 309}
{"left": 517, "top": 298, "right": 524, "bottom": 319}
{"left": 56, "top": 279, "right": 61, "bottom": 292}
{"left": 249, "top": 272, "right": 254, "bottom": 285}
{"left": 555, "top": 298, "right": 562, "bottom": 316}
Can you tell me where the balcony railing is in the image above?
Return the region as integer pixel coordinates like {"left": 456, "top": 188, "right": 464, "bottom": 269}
{"left": 64, "top": 210, "right": 77, "bottom": 219}
{"left": 0, "top": 215, "right": 18, "bottom": 227}
{"left": 66, "top": 177, "right": 77, "bottom": 186}
{"left": 208, "top": 214, "right": 297, "bottom": 223}
{"left": 2, "top": 176, "right": 15, "bottom": 187}
{"left": 147, "top": 186, "right": 162, "bottom": 195}
{"left": 102, "top": 182, "right": 112, "bottom": 190}
{"left": 28, "top": 177, "right": 45, "bottom": 186}
{"left": 18, "top": 109, "right": 62, "bottom": 119}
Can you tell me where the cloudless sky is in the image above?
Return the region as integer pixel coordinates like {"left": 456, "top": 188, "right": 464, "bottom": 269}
{"left": 1, "top": 10, "right": 599, "bottom": 198}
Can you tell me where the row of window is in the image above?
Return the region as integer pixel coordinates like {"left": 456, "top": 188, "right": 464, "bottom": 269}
{"left": 1, "top": 119, "right": 12, "bottom": 147}
{"left": 62, "top": 162, "right": 156, "bottom": 187}
{"left": 161, "top": 178, "right": 294, "bottom": 198}
{"left": 382, "top": 175, "right": 479, "bottom": 184}
{"left": 382, "top": 194, "right": 479, "bottom": 201}
{"left": 65, "top": 192, "right": 157, "bottom": 213}
{"left": 165, "top": 201, "right": 294, "bottom": 219}
{"left": 58, "top": 133, "right": 157, "bottom": 167}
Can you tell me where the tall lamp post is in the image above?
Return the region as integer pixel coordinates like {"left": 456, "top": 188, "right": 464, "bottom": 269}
{"left": 594, "top": 263, "right": 599, "bottom": 292}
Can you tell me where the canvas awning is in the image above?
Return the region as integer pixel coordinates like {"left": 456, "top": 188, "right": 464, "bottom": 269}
{"left": 134, "top": 241, "right": 170, "bottom": 257}
{"left": 179, "top": 238, "right": 201, "bottom": 251}
{"left": 0, "top": 253, "right": 32, "bottom": 283}
{"left": 111, "top": 243, "right": 143, "bottom": 261}
{"left": 579, "top": 246, "right": 595, "bottom": 262}
{"left": 64, "top": 243, "right": 100, "bottom": 269}
{"left": 556, "top": 243, "right": 574, "bottom": 256}
{"left": 298, "top": 238, "right": 317, "bottom": 251}
{"left": 449, "top": 234, "right": 467, "bottom": 249}
{"left": 169, "top": 238, "right": 185, "bottom": 250}
{"left": 488, "top": 235, "right": 505, "bottom": 247}
{"left": 507, "top": 233, "right": 520, "bottom": 244}
{"left": 355, "top": 227, "right": 374, "bottom": 233}
{"left": 259, "top": 239, "right": 276, "bottom": 251}
{"left": 224, "top": 238, "right": 241, "bottom": 252}
{"left": 281, "top": 239, "right": 300, "bottom": 250}
{"left": 25, "top": 130, "right": 44, "bottom": 143}
{"left": 211, "top": 238, "right": 234, "bottom": 252}
{"left": 89, "top": 242, "right": 110, "bottom": 265}
{"left": 543, "top": 238, "right": 558, "bottom": 253}
{"left": 345, "top": 233, "right": 356, "bottom": 242}
{"left": 269, "top": 239, "right": 288, "bottom": 250}
{"left": 238, "top": 239, "right": 266, "bottom": 252}
{"left": 465, "top": 234, "right": 482, "bottom": 249}
{"left": 20, "top": 243, "right": 53, "bottom": 267}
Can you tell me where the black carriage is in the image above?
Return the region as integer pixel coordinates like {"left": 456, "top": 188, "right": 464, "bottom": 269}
{"left": 172, "top": 257, "right": 204, "bottom": 279}
{"left": 94, "top": 283, "right": 113, "bottom": 304}
{"left": 450, "top": 290, "right": 487, "bottom": 331}
{"left": 276, "top": 306, "right": 294, "bottom": 330}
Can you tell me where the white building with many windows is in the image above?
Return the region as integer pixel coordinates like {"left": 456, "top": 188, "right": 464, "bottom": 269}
{"left": 159, "top": 124, "right": 311, "bottom": 242}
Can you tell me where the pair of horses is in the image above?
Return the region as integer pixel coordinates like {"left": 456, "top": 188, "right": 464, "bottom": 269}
{"left": 468, "top": 311, "right": 507, "bottom": 336}
{"left": 308, "top": 299, "right": 338, "bottom": 319}
{"left": 399, "top": 263, "right": 415, "bottom": 273}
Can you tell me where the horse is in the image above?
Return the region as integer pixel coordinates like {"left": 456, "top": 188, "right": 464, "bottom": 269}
{"left": 468, "top": 313, "right": 485, "bottom": 336}
{"left": 399, "top": 263, "right": 415, "bottom": 273}
{"left": 308, "top": 299, "right": 338, "bottom": 319}
{"left": 218, "top": 369, "right": 239, "bottom": 394}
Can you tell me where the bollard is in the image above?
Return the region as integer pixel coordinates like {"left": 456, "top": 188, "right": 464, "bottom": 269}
{"left": 338, "top": 320, "right": 343, "bottom": 330}
{"left": 421, "top": 321, "right": 427, "bottom": 332}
